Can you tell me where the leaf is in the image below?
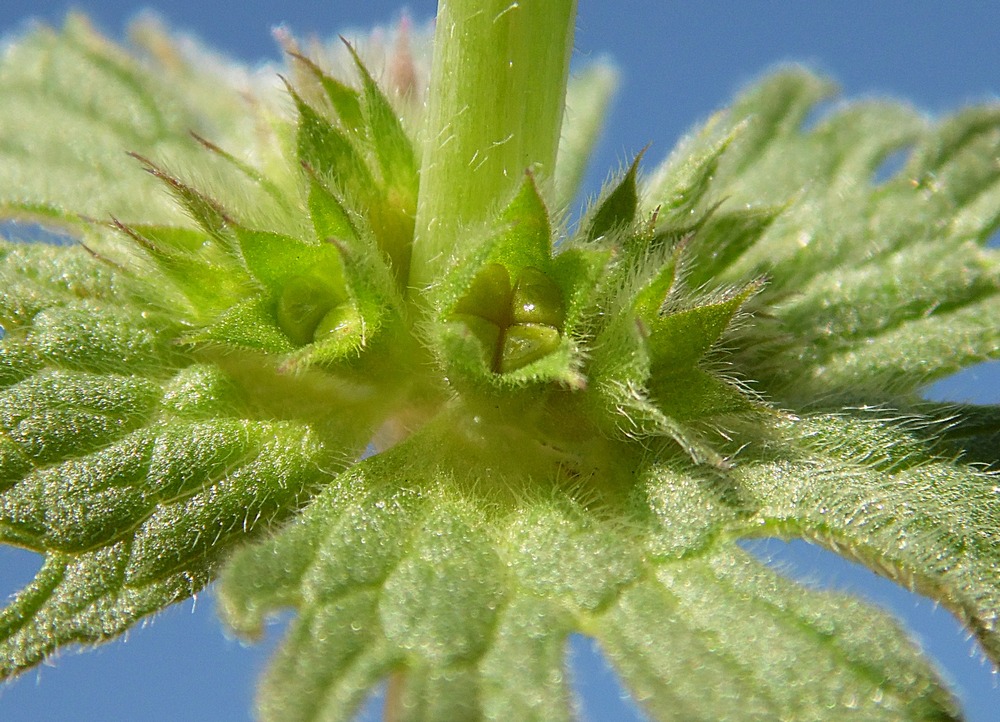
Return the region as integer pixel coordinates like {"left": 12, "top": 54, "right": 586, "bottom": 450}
{"left": 476, "top": 596, "right": 576, "bottom": 721}
{"left": 643, "top": 69, "right": 1000, "bottom": 405}
{"left": 634, "top": 407, "right": 1000, "bottom": 678}
{"left": 715, "top": 68, "right": 838, "bottom": 180}
{"left": 594, "top": 547, "right": 959, "bottom": 720}
{"left": 221, "top": 413, "right": 963, "bottom": 721}
{"left": 0, "top": 371, "right": 158, "bottom": 479}
{"left": 1, "top": 242, "right": 125, "bottom": 331}
{"left": 0, "top": 15, "right": 264, "bottom": 226}
{"left": 221, "top": 420, "right": 624, "bottom": 722}
{"left": 128, "top": 153, "right": 235, "bottom": 239}
{"left": 646, "top": 286, "right": 759, "bottom": 373}
{"left": 0, "top": 546, "right": 214, "bottom": 677}
{"left": 679, "top": 204, "right": 783, "bottom": 289}
{"left": 556, "top": 61, "right": 619, "bottom": 210}
{"left": 0, "top": 234, "right": 354, "bottom": 678}
{"left": 189, "top": 296, "right": 296, "bottom": 353}
{"left": 650, "top": 367, "right": 760, "bottom": 421}
{"left": 644, "top": 120, "right": 740, "bottom": 228}
{"left": 289, "top": 52, "right": 364, "bottom": 133}
{"left": 291, "top": 84, "right": 376, "bottom": 200}
{"left": 307, "top": 177, "right": 360, "bottom": 243}
{"left": 289, "top": 64, "right": 417, "bottom": 283}
{"left": 728, "top": 412, "right": 1000, "bottom": 664}
{"left": 233, "top": 227, "right": 348, "bottom": 295}
{"left": 0, "top": 376, "right": 329, "bottom": 676}
{"left": 584, "top": 151, "right": 642, "bottom": 242}
{"left": 789, "top": 291, "right": 1000, "bottom": 400}
{"left": 342, "top": 40, "right": 419, "bottom": 196}
{"left": 4, "top": 15, "right": 1000, "bottom": 722}
{"left": 109, "top": 221, "right": 249, "bottom": 320}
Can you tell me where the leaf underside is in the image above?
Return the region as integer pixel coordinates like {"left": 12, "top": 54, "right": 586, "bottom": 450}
{"left": 1, "top": 17, "right": 999, "bottom": 722}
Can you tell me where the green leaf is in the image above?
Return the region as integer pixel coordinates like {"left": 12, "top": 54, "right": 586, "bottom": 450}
{"left": 631, "top": 245, "right": 682, "bottom": 321}
{"left": 650, "top": 367, "right": 759, "bottom": 421}
{"left": 307, "top": 177, "right": 360, "bottom": 244}
{"left": 342, "top": 40, "right": 419, "bottom": 196}
{"left": 109, "top": 221, "right": 247, "bottom": 319}
{"left": 220, "top": 422, "right": 607, "bottom": 722}
{"left": 5, "top": 12, "right": 1000, "bottom": 722}
{"left": 221, "top": 413, "right": 964, "bottom": 721}
{"left": 190, "top": 296, "right": 296, "bottom": 353}
{"left": 234, "top": 227, "right": 348, "bottom": 298}
{"left": 0, "top": 15, "right": 265, "bottom": 227}
{"left": 1, "top": 400, "right": 328, "bottom": 677}
{"left": 289, "top": 52, "right": 365, "bottom": 133}
{"left": 644, "top": 121, "right": 740, "bottom": 228}
{"left": 646, "top": 285, "right": 758, "bottom": 374}
{"left": 128, "top": 153, "right": 235, "bottom": 239}
{"left": 288, "top": 63, "right": 418, "bottom": 284}
{"left": 380, "top": 508, "right": 506, "bottom": 666}
{"left": 1, "top": 242, "right": 125, "bottom": 330}
{"left": 291, "top": 84, "right": 376, "bottom": 200}
{"left": 679, "top": 204, "right": 783, "bottom": 289}
{"left": 644, "top": 69, "right": 1000, "bottom": 405}
{"left": 714, "top": 68, "right": 838, "bottom": 180}
{"left": 124, "top": 423, "right": 326, "bottom": 585}
{"left": 504, "top": 500, "right": 642, "bottom": 611}
{"left": 556, "top": 61, "right": 618, "bottom": 210}
{"left": 0, "top": 234, "right": 351, "bottom": 679}
{"left": 770, "top": 240, "right": 1000, "bottom": 399}
{"left": 0, "top": 370, "right": 158, "bottom": 475}
{"left": 584, "top": 151, "right": 642, "bottom": 242}
{"left": 730, "top": 413, "right": 1000, "bottom": 664}
{"left": 30, "top": 303, "right": 175, "bottom": 373}
{"left": 0, "top": 546, "right": 213, "bottom": 678}
{"left": 476, "top": 597, "right": 575, "bottom": 721}
{"left": 593, "top": 547, "right": 959, "bottom": 720}
{"left": 255, "top": 591, "right": 397, "bottom": 722}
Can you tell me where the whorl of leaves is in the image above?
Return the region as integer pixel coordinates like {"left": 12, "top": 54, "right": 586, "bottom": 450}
{"left": 2, "top": 16, "right": 999, "bottom": 722}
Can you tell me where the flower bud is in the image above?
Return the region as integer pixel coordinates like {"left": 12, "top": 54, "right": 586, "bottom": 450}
{"left": 453, "top": 263, "right": 513, "bottom": 327}
{"left": 276, "top": 274, "right": 344, "bottom": 346}
{"left": 511, "top": 266, "right": 565, "bottom": 328}
{"left": 500, "top": 322, "right": 561, "bottom": 372}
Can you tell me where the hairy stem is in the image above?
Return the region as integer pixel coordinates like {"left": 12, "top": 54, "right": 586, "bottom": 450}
{"left": 409, "top": 0, "right": 577, "bottom": 289}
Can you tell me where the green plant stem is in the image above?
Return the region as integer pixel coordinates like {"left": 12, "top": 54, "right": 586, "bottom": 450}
{"left": 409, "top": 0, "right": 577, "bottom": 290}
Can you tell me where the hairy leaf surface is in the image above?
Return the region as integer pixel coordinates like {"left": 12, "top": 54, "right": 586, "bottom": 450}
{"left": 1, "top": 14, "right": 999, "bottom": 722}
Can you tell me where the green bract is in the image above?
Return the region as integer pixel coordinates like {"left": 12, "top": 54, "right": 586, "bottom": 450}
{"left": 2, "top": 5, "right": 1000, "bottom": 721}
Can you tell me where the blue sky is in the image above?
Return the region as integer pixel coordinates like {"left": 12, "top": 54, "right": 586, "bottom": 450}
{"left": 1, "top": 2, "right": 999, "bottom": 720}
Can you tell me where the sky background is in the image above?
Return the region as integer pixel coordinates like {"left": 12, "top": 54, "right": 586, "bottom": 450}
{"left": 1, "top": 2, "right": 999, "bottom": 720}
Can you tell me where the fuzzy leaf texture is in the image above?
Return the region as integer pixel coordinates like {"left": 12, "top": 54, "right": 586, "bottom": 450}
{"left": 1, "top": 13, "right": 999, "bottom": 722}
